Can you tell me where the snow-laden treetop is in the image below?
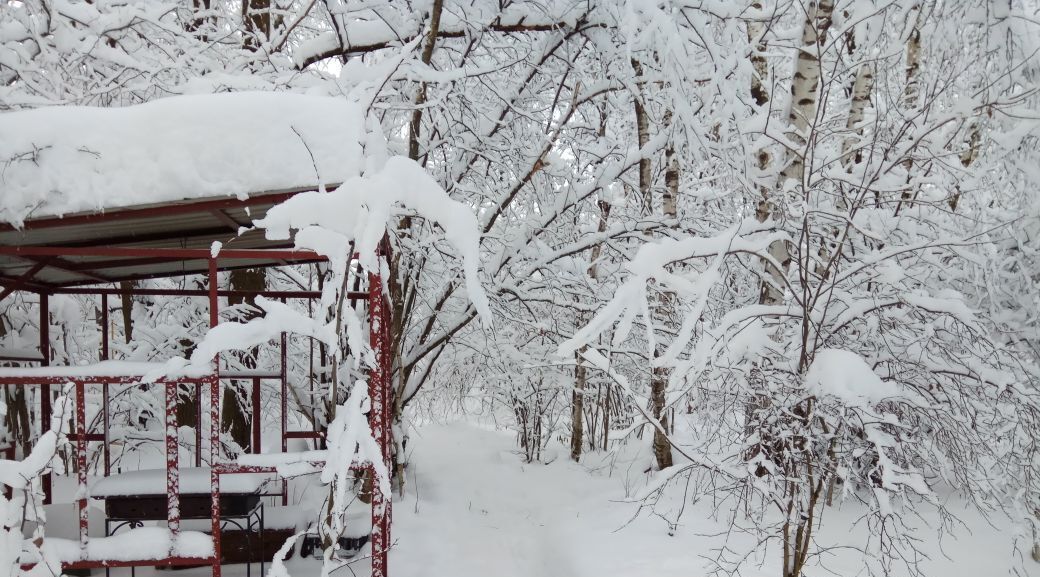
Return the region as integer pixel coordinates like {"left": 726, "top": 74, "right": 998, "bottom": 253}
{"left": 0, "top": 92, "right": 365, "bottom": 227}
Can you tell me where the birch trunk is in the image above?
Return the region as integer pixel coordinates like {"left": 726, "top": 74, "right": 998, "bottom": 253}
{"left": 651, "top": 135, "right": 680, "bottom": 471}
{"left": 896, "top": 1, "right": 931, "bottom": 213}
{"left": 632, "top": 59, "right": 653, "bottom": 215}
{"left": 573, "top": 195, "right": 613, "bottom": 460}
{"left": 841, "top": 62, "right": 876, "bottom": 171}
{"left": 571, "top": 352, "right": 585, "bottom": 462}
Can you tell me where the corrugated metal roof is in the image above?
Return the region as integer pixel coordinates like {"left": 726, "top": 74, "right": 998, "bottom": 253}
{"left": 0, "top": 188, "right": 326, "bottom": 290}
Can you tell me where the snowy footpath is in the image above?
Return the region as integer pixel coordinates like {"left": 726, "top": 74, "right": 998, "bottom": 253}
{"left": 112, "top": 422, "right": 1037, "bottom": 577}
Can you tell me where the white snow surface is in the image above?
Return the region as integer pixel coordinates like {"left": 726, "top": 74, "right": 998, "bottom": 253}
{"left": 46, "top": 528, "right": 213, "bottom": 562}
{"left": 0, "top": 92, "right": 366, "bottom": 227}
{"left": 18, "top": 422, "right": 1037, "bottom": 577}
{"left": 90, "top": 468, "right": 274, "bottom": 497}
{"left": 805, "top": 348, "right": 902, "bottom": 407}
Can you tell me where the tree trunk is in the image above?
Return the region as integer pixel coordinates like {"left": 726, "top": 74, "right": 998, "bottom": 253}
{"left": 242, "top": 0, "right": 272, "bottom": 51}
{"left": 651, "top": 133, "right": 680, "bottom": 471}
{"left": 896, "top": 1, "right": 931, "bottom": 213}
{"left": 631, "top": 59, "right": 653, "bottom": 215}
{"left": 120, "top": 280, "right": 135, "bottom": 344}
{"left": 571, "top": 351, "right": 585, "bottom": 462}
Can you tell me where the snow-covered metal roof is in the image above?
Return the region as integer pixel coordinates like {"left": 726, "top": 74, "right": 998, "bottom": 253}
{"left": 0, "top": 187, "right": 326, "bottom": 288}
{"left": 0, "top": 92, "right": 369, "bottom": 289}
{"left": 0, "top": 92, "right": 368, "bottom": 227}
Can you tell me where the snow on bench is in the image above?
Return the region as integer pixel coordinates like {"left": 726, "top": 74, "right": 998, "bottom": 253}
{"left": 44, "top": 527, "right": 213, "bottom": 563}
{"left": 237, "top": 451, "right": 328, "bottom": 479}
{"left": 91, "top": 468, "right": 275, "bottom": 497}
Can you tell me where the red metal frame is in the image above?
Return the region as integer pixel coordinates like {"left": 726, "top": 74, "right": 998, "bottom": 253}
{"left": 1, "top": 243, "right": 394, "bottom": 577}
{"left": 0, "top": 188, "right": 318, "bottom": 233}
{"left": 0, "top": 246, "right": 320, "bottom": 260}
{"left": 368, "top": 262, "right": 393, "bottom": 576}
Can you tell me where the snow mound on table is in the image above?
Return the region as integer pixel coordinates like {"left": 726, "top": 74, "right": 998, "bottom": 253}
{"left": 805, "top": 349, "right": 902, "bottom": 407}
{"left": 0, "top": 92, "right": 366, "bottom": 227}
{"left": 45, "top": 528, "right": 213, "bottom": 562}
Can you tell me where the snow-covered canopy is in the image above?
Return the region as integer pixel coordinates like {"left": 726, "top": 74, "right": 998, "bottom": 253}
{"left": 0, "top": 92, "right": 366, "bottom": 227}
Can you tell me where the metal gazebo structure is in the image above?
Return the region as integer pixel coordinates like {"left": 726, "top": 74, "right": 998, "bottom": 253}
{"left": 0, "top": 188, "right": 393, "bottom": 577}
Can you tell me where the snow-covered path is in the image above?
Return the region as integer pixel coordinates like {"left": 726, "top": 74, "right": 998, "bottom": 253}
{"left": 392, "top": 423, "right": 1039, "bottom": 577}
{"left": 392, "top": 423, "right": 703, "bottom": 577}
{"left": 114, "top": 422, "right": 1039, "bottom": 577}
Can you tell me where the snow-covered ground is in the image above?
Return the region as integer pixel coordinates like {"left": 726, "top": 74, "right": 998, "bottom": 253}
{"left": 70, "top": 422, "right": 1037, "bottom": 577}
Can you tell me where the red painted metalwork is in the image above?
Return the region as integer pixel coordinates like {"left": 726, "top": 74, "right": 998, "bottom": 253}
{"left": 210, "top": 373, "right": 222, "bottom": 577}
{"left": 52, "top": 287, "right": 333, "bottom": 299}
{"left": 101, "top": 294, "right": 111, "bottom": 476}
{"left": 75, "top": 381, "right": 88, "bottom": 554}
{"left": 209, "top": 258, "right": 220, "bottom": 328}
{"left": 39, "top": 291, "right": 51, "bottom": 505}
{"left": 0, "top": 260, "right": 48, "bottom": 302}
{"left": 208, "top": 258, "right": 222, "bottom": 577}
{"left": 0, "top": 246, "right": 320, "bottom": 260}
{"left": 55, "top": 259, "right": 329, "bottom": 289}
{"left": 1, "top": 235, "right": 395, "bottom": 577}
{"left": 15, "top": 253, "right": 113, "bottom": 283}
{"left": 368, "top": 252, "right": 393, "bottom": 577}
{"left": 280, "top": 331, "right": 289, "bottom": 505}
{"left": 196, "top": 381, "right": 204, "bottom": 468}
{"left": 166, "top": 381, "right": 181, "bottom": 540}
{"left": 0, "top": 188, "right": 319, "bottom": 233}
{"left": 251, "top": 377, "right": 261, "bottom": 453}
{"left": 0, "top": 273, "right": 49, "bottom": 295}
{"left": 283, "top": 431, "right": 323, "bottom": 439}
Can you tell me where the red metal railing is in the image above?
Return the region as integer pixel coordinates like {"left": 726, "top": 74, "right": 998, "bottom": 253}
{"left": 2, "top": 245, "right": 395, "bottom": 577}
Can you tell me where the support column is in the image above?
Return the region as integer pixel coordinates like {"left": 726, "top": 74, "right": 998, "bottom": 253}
{"left": 101, "top": 293, "right": 111, "bottom": 475}
{"left": 368, "top": 267, "right": 392, "bottom": 577}
{"left": 210, "top": 375, "right": 222, "bottom": 577}
{"left": 251, "top": 377, "right": 261, "bottom": 454}
{"left": 208, "top": 258, "right": 222, "bottom": 577}
{"left": 75, "top": 380, "right": 88, "bottom": 553}
{"left": 165, "top": 381, "right": 180, "bottom": 538}
{"left": 196, "top": 382, "right": 203, "bottom": 467}
{"left": 280, "top": 331, "right": 288, "bottom": 505}
{"left": 39, "top": 291, "right": 51, "bottom": 504}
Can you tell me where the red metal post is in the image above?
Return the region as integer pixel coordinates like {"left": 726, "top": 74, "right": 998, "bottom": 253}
{"left": 0, "top": 188, "right": 315, "bottom": 233}
{"left": 101, "top": 293, "right": 111, "bottom": 476}
{"left": 208, "top": 258, "right": 222, "bottom": 577}
{"left": 209, "top": 259, "right": 219, "bottom": 328}
{"left": 165, "top": 380, "right": 180, "bottom": 539}
{"left": 210, "top": 374, "right": 222, "bottom": 577}
{"left": 368, "top": 266, "right": 392, "bottom": 577}
{"left": 196, "top": 382, "right": 203, "bottom": 468}
{"left": 0, "top": 246, "right": 320, "bottom": 260}
{"left": 75, "top": 380, "right": 88, "bottom": 553}
{"left": 39, "top": 291, "right": 51, "bottom": 504}
{"left": 52, "top": 287, "right": 329, "bottom": 299}
{"left": 251, "top": 377, "right": 261, "bottom": 454}
{"left": 280, "top": 334, "right": 288, "bottom": 455}
{"left": 280, "top": 331, "right": 288, "bottom": 505}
